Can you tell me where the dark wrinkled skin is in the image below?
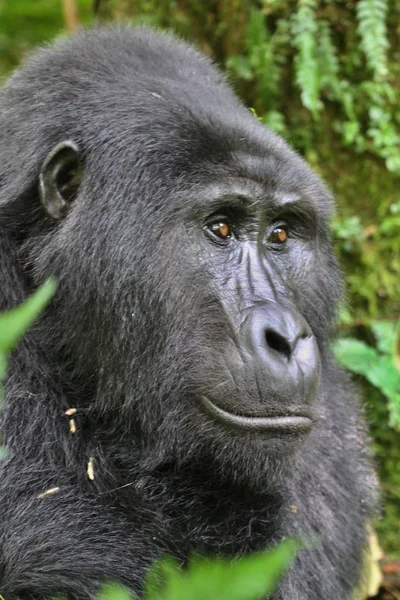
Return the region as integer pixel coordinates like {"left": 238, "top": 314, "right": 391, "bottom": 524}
{"left": 0, "top": 26, "right": 376, "bottom": 600}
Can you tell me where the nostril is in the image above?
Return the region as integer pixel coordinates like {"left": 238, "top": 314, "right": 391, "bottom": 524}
{"left": 265, "top": 329, "right": 292, "bottom": 360}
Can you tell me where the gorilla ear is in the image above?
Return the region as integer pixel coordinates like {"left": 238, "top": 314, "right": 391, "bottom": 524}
{"left": 39, "top": 140, "right": 83, "bottom": 220}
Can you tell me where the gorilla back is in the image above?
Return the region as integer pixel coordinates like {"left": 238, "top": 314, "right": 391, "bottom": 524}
{"left": 0, "top": 26, "right": 376, "bottom": 599}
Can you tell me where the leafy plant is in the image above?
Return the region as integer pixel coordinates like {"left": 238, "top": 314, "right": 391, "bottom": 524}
{"left": 333, "top": 320, "right": 400, "bottom": 429}
{"left": 332, "top": 203, "right": 400, "bottom": 321}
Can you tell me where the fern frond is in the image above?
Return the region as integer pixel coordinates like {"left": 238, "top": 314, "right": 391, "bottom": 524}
{"left": 246, "top": 7, "right": 267, "bottom": 53}
{"left": 291, "top": 0, "right": 322, "bottom": 116}
{"left": 246, "top": 9, "right": 283, "bottom": 103}
{"left": 317, "top": 20, "right": 340, "bottom": 99}
{"left": 356, "top": 0, "right": 389, "bottom": 80}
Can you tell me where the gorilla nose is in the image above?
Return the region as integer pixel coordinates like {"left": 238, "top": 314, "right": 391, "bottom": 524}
{"left": 240, "top": 302, "right": 320, "bottom": 407}
{"left": 264, "top": 313, "right": 308, "bottom": 361}
{"left": 244, "top": 303, "right": 312, "bottom": 363}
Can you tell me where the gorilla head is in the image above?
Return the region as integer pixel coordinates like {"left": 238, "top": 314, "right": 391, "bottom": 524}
{"left": 0, "top": 26, "right": 374, "bottom": 600}
{"left": 19, "top": 30, "right": 332, "bottom": 473}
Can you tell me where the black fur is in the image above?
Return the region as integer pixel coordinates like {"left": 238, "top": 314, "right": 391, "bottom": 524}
{"left": 0, "top": 26, "right": 377, "bottom": 599}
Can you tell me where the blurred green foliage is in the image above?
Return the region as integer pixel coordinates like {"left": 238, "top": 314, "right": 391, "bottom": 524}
{"left": 90, "top": 541, "right": 299, "bottom": 600}
{"left": 115, "top": 539, "right": 298, "bottom": 600}
{"left": 0, "top": 0, "right": 399, "bottom": 556}
{"left": 0, "top": 1, "right": 90, "bottom": 76}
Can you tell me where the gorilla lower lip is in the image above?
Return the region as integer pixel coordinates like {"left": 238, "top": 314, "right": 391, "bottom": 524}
{"left": 200, "top": 397, "right": 312, "bottom": 432}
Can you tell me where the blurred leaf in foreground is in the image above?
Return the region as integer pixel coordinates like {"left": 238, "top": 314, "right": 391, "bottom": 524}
{"left": 333, "top": 330, "right": 400, "bottom": 429}
{"left": 0, "top": 279, "right": 57, "bottom": 388}
{"left": 144, "top": 539, "right": 300, "bottom": 600}
{"left": 0, "top": 279, "right": 57, "bottom": 358}
{"left": 0, "top": 279, "right": 56, "bottom": 445}
{"left": 98, "top": 582, "right": 135, "bottom": 600}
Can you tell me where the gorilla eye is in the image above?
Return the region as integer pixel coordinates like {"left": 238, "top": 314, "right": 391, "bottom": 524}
{"left": 205, "top": 217, "right": 233, "bottom": 243}
{"left": 268, "top": 226, "right": 288, "bottom": 245}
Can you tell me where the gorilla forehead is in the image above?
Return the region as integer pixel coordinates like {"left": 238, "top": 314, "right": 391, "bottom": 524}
{"left": 1, "top": 25, "right": 331, "bottom": 221}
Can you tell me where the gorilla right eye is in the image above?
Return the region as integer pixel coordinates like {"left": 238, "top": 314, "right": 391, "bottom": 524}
{"left": 205, "top": 217, "right": 233, "bottom": 243}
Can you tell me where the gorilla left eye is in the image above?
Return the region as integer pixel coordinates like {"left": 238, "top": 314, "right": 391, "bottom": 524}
{"left": 205, "top": 218, "right": 233, "bottom": 242}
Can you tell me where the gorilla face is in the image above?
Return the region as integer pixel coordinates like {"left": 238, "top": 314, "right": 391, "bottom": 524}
{"left": 35, "top": 133, "right": 337, "bottom": 474}
{"left": 190, "top": 180, "right": 321, "bottom": 431}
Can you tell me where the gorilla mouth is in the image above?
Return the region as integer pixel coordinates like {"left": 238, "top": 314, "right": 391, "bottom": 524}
{"left": 200, "top": 396, "right": 313, "bottom": 433}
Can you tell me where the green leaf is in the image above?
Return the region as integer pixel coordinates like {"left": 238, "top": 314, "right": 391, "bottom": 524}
{"left": 388, "top": 393, "right": 400, "bottom": 429}
{"left": 97, "top": 582, "right": 136, "bottom": 600}
{"left": 144, "top": 557, "right": 181, "bottom": 600}
{"left": 333, "top": 339, "right": 379, "bottom": 377}
{"left": 0, "top": 280, "right": 57, "bottom": 457}
{"left": 370, "top": 320, "right": 397, "bottom": 355}
{"left": 0, "top": 354, "right": 6, "bottom": 387}
{"left": 0, "top": 279, "right": 56, "bottom": 355}
{"left": 333, "top": 338, "right": 400, "bottom": 430}
{"left": 145, "top": 540, "right": 300, "bottom": 600}
{"left": 366, "top": 356, "right": 400, "bottom": 399}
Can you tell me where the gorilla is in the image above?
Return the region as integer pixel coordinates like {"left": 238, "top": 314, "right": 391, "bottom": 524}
{"left": 0, "top": 26, "right": 376, "bottom": 599}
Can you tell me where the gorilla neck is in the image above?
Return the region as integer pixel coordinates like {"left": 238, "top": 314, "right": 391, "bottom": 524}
{"left": 95, "top": 438, "right": 286, "bottom": 555}
{"left": 77, "top": 408, "right": 292, "bottom": 551}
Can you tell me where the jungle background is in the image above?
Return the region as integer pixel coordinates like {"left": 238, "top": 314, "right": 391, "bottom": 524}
{"left": 0, "top": 0, "right": 399, "bottom": 597}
